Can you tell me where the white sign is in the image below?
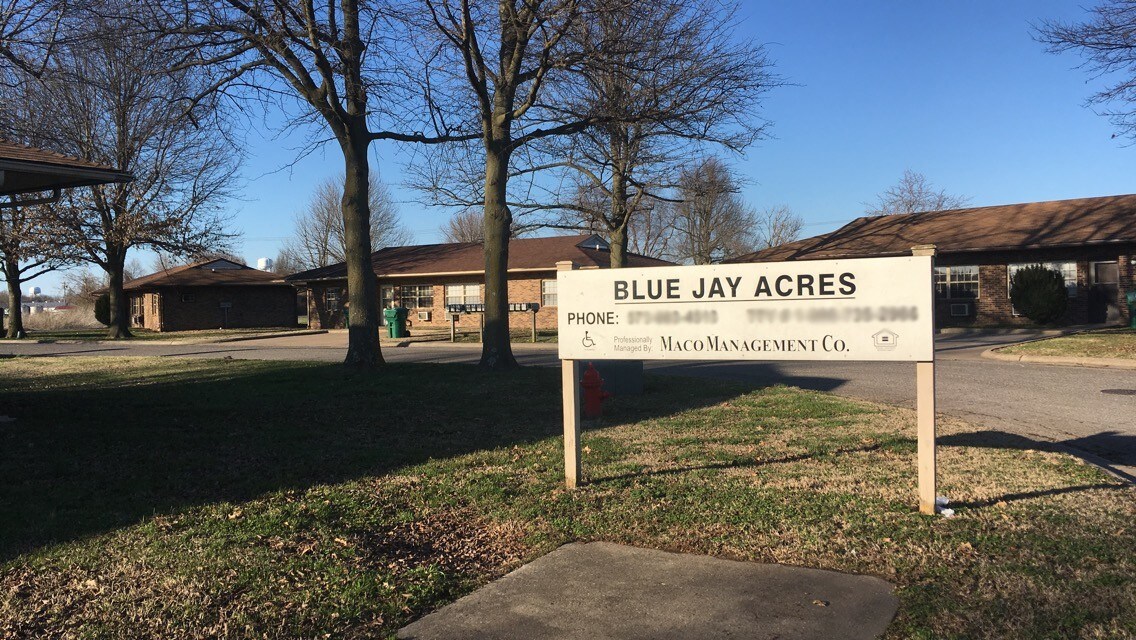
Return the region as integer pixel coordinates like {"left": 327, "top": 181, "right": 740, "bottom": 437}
{"left": 557, "top": 256, "right": 934, "bottom": 362}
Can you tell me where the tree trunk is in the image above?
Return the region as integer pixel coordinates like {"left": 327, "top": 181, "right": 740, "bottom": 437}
{"left": 105, "top": 251, "right": 133, "bottom": 339}
{"left": 4, "top": 262, "right": 25, "bottom": 339}
{"left": 479, "top": 145, "right": 518, "bottom": 369}
{"left": 609, "top": 224, "right": 628, "bottom": 269}
{"left": 341, "top": 132, "right": 383, "bottom": 368}
{"left": 608, "top": 170, "right": 630, "bottom": 269}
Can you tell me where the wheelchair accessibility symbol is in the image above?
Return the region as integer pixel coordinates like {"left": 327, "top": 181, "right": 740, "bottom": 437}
{"left": 581, "top": 331, "right": 596, "bottom": 349}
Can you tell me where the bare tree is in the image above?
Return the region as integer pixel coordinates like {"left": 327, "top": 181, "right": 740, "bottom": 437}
{"left": 543, "top": 0, "right": 777, "bottom": 268}
{"left": 278, "top": 176, "right": 410, "bottom": 271}
{"left": 407, "top": 0, "right": 621, "bottom": 369}
{"left": 0, "top": 201, "right": 73, "bottom": 337}
{"left": 60, "top": 268, "right": 104, "bottom": 305}
{"left": 865, "top": 169, "right": 969, "bottom": 216}
{"left": 0, "top": 0, "right": 68, "bottom": 82}
{"left": 626, "top": 200, "right": 675, "bottom": 260}
{"left": 157, "top": 0, "right": 475, "bottom": 368}
{"left": 668, "top": 157, "right": 757, "bottom": 264}
{"left": 753, "top": 205, "right": 803, "bottom": 250}
{"left": 1037, "top": 3, "right": 1136, "bottom": 140}
{"left": 19, "top": 11, "right": 239, "bottom": 338}
{"left": 441, "top": 209, "right": 484, "bottom": 243}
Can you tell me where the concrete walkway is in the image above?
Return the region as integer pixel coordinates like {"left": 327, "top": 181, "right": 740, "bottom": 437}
{"left": 397, "top": 542, "right": 898, "bottom": 640}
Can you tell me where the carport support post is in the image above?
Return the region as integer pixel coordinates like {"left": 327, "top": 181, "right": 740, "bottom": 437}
{"left": 531, "top": 309, "right": 537, "bottom": 343}
{"left": 913, "top": 244, "right": 938, "bottom": 515}
{"left": 558, "top": 260, "right": 582, "bottom": 488}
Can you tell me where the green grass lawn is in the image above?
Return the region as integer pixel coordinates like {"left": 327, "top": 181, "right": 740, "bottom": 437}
{"left": 1000, "top": 327, "right": 1136, "bottom": 360}
{"left": 1, "top": 358, "right": 1133, "bottom": 639}
{"left": 21, "top": 327, "right": 303, "bottom": 342}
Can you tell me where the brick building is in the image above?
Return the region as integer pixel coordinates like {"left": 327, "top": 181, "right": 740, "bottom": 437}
{"left": 122, "top": 259, "right": 297, "bottom": 331}
{"left": 285, "top": 234, "right": 672, "bottom": 332}
{"left": 731, "top": 194, "right": 1136, "bottom": 327}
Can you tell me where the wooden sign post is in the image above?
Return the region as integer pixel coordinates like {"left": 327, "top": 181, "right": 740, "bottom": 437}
{"left": 556, "top": 250, "right": 940, "bottom": 515}
{"left": 912, "top": 245, "right": 937, "bottom": 515}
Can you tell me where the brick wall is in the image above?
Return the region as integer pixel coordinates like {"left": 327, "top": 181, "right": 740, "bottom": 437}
{"left": 128, "top": 292, "right": 163, "bottom": 331}
{"left": 934, "top": 244, "right": 1135, "bottom": 327}
{"left": 303, "top": 272, "right": 560, "bottom": 332}
{"left": 130, "top": 286, "right": 296, "bottom": 332}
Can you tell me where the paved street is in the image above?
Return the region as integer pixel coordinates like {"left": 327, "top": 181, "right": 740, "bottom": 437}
{"left": 3, "top": 331, "right": 1135, "bottom": 479}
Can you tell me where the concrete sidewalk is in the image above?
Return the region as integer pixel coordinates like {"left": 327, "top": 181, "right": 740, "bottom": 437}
{"left": 398, "top": 542, "right": 898, "bottom": 640}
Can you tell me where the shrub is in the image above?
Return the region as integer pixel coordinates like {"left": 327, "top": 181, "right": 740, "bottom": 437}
{"left": 94, "top": 294, "right": 111, "bottom": 326}
{"left": 1009, "top": 265, "right": 1068, "bottom": 324}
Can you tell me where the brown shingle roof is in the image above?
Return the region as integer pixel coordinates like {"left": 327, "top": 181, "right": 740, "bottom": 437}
{"left": 736, "top": 194, "right": 1136, "bottom": 262}
{"left": 0, "top": 139, "right": 132, "bottom": 196}
{"left": 122, "top": 259, "right": 288, "bottom": 291}
{"left": 285, "top": 234, "right": 673, "bottom": 282}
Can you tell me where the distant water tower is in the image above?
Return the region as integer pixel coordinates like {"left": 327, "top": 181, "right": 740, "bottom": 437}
{"left": 256, "top": 257, "right": 274, "bottom": 272}
{"left": 25, "top": 286, "right": 41, "bottom": 296}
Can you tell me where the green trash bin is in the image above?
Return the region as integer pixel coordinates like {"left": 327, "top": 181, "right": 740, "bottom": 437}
{"left": 384, "top": 307, "right": 409, "bottom": 338}
{"left": 1127, "top": 291, "right": 1136, "bottom": 329}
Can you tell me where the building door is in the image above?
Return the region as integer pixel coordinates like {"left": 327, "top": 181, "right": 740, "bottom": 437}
{"left": 379, "top": 286, "right": 395, "bottom": 325}
{"left": 1090, "top": 261, "right": 1120, "bottom": 323}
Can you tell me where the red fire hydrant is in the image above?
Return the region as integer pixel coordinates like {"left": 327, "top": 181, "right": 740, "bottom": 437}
{"left": 581, "top": 362, "right": 611, "bottom": 419}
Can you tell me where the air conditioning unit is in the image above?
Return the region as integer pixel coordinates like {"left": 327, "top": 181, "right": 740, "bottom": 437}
{"left": 417, "top": 310, "right": 432, "bottom": 321}
{"left": 949, "top": 303, "right": 971, "bottom": 317}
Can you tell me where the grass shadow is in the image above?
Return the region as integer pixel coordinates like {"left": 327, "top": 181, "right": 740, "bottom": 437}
{"left": 0, "top": 358, "right": 797, "bottom": 561}
{"left": 939, "top": 429, "right": 1136, "bottom": 483}
{"left": 589, "top": 443, "right": 884, "bottom": 485}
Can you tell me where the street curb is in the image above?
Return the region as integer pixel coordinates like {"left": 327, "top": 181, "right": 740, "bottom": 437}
{"left": 8, "top": 329, "right": 326, "bottom": 347}
{"left": 208, "top": 329, "right": 327, "bottom": 343}
{"left": 982, "top": 347, "right": 1136, "bottom": 370}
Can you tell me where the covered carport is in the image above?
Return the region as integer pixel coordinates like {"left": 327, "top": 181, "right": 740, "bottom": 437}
{"left": 1, "top": 139, "right": 132, "bottom": 335}
{"left": 0, "top": 138, "right": 132, "bottom": 203}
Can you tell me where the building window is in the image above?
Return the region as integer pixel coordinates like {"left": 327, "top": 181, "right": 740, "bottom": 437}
{"left": 151, "top": 294, "right": 159, "bottom": 314}
{"left": 400, "top": 284, "right": 434, "bottom": 309}
{"left": 933, "top": 266, "right": 979, "bottom": 299}
{"left": 181, "top": 292, "right": 196, "bottom": 303}
{"left": 445, "top": 283, "right": 481, "bottom": 306}
{"left": 1007, "top": 262, "right": 1077, "bottom": 297}
{"left": 325, "top": 288, "right": 340, "bottom": 311}
{"left": 541, "top": 279, "right": 557, "bottom": 307}
{"left": 130, "top": 296, "right": 143, "bottom": 318}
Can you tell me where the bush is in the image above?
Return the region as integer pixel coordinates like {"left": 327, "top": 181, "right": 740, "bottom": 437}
{"left": 94, "top": 294, "right": 110, "bottom": 326}
{"left": 1010, "top": 265, "right": 1068, "bottom": 324}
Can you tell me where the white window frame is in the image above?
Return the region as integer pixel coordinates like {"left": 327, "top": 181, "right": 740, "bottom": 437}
{"left": 933, "top": 265, "right": 979, "bottom": 300}
{"left": 400, "top": 284, "right": 434, "bottom": 309}
{"left": 541, "top": 279, "right": 558, "bottom": 307}
{"left": 445, "top": 283, "right": 481, "bottom": 306}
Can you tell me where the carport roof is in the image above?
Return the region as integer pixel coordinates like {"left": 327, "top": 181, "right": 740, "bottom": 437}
{"left": 731, "top": 194, "right": 1136, "bottom": 262}
{"left": 0, "top": 139, "right": 132, "bottom": 197}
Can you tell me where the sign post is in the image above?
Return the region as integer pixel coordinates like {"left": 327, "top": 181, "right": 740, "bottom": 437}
{"left": 558, "top": 261, "right": 582, "bottom": 488}
{"left": 912, "top": 245, "right": 937, "bottom": 515}
{"left": 556, "top": 251, "right": 939, "bottom": 514}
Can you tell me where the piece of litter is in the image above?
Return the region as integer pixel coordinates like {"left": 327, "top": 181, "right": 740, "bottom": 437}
{"left": 812, "top": 599, "right": 829, "bottom": 607}
{"left": 935, "top": 496, "right": 950, "bottom": 507}
{"left": 939, "top": 508, "right": 955, "bottom": 518}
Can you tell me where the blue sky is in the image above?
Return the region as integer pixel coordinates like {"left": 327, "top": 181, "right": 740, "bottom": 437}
{"left": 29, "top": 0, "right": 1136, "bottom": 294}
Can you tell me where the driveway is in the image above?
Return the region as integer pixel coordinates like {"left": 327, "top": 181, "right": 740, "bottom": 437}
{"left": 4, "top": 330, "right": 1134, "bottom": 480}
